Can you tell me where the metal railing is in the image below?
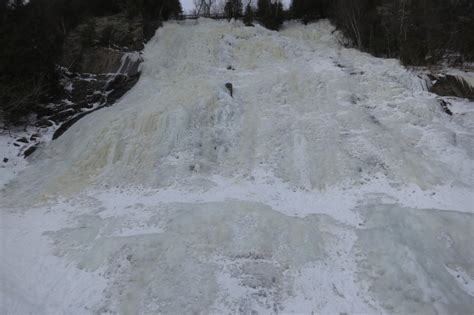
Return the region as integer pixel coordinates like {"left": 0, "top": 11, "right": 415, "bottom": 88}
{"left": 176, "top": 14, "right": 238, "bottom": 20}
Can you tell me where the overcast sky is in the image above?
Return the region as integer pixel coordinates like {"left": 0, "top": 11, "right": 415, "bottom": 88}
{"left": 180, "top": 0, "right": 194, "bottom": 12}
{"left": 180, "top": 0, "right": 291, "bottom": 13}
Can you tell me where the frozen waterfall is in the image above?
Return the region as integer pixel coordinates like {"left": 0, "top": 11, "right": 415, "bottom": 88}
{"left": 1, "top": 19, "right": 473, "bottom": 314}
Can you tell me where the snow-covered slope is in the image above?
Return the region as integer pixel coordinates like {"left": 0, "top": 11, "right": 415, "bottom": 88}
{"left": 1, "top": 19, "right": 474, "bottom": 314}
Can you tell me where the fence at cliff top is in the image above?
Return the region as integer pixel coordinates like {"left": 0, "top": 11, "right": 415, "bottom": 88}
{"left": 177, "top": 14, "right": 233, "bottom": 20}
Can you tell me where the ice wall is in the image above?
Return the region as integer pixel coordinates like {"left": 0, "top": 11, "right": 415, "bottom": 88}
{"left": 3, "top": 19, "right": 473, "bottom": 202}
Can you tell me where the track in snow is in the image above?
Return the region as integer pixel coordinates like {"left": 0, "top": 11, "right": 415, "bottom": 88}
{"left": 1, "top": 19, "right": 474, "bottom": 314}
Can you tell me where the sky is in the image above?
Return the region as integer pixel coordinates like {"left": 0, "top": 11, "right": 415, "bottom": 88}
{"left": 181, "top": 0, "right": 193, "bottom": 13}
{"left": 180, "top": 0, "right": 291, "bottom": 13}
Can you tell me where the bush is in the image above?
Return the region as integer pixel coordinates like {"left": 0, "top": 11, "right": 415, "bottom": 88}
{"left": 243, "top": 3, "right": 254, "bottom": 26}
{"left": 257, "top": 0, "right": 284, "bottom": 31}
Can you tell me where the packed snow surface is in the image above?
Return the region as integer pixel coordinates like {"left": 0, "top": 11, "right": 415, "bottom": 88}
{"left": 1, "top": 19, "right": 474, "bottom": 314}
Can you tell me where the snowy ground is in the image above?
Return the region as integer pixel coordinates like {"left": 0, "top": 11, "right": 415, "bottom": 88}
{"left": 1, "top": 19, "right": 474, "bottom": 314}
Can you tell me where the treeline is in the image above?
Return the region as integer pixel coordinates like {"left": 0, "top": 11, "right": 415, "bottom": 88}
{"left": 0, "top": 0, "right": 182, "bottom": 123}
{"left": 207, "top": 0, "right": 474, "bottom": 66}
{"left": 328, "top": 0, "right": 474, "bottom": 65}
{"left": 224, "top": 0, "right": 474, "bottom": 65}
{"left": 289, "top": 0, "right": 474, "bottom": 65}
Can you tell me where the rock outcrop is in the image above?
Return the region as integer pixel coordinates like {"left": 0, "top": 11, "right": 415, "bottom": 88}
{"left": 426, "top": 73, "right": 474, "bottom": 100}
{"left": 61, "top": 13, "right": 145, "bottom": 73}
{"left": 35, "top": 13, "right": 158, "bottom": 142}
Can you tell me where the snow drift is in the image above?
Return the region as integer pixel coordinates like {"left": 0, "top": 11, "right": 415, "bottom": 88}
{"left": 1, "top": 19, "right": 474, "bottom": 314}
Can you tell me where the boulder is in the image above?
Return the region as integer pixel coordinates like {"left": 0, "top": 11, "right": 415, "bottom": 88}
{"left": 428, "top": 74, "right": 474, "bottom": 100}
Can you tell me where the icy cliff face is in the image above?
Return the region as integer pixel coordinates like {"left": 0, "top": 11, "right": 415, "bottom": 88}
{"left": 6, "top": 19, "right": 474, "bottom": 199}
{"left": 1, "top": 19, "right": 474, "bottom": 314}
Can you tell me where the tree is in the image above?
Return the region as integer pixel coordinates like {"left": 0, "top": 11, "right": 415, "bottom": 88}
{"left": 290, "top": 0, "right": 329, "bottom": 24}
{"left": 224, "top": 0, "right": 243, "bottom": 20}
{"left": 330, "top": 0, "right": 474, "bottom": 65}
{"left": 193, "top": 0, "right": 213, "bottom": 16}
{"left": 0, "top": 0, "right": 8, "bottom": 23}
{"left": 243, "top": 1, "right": 254, "bottom": 26}
{"left": 0, "top": 0, "right": 184, "bottom": 123}
{"left": 0, "top": 0, "right": 63, "bottom": 122}
{"left": 257, "top": 0, "right": 284, "bottom": 30}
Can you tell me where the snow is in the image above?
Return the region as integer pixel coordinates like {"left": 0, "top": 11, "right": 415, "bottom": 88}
{"left": 1, "top": 19, "right": 474, "bottom": 314}
{"left": 0, "top": 125, "right": 54, "bottom": 189}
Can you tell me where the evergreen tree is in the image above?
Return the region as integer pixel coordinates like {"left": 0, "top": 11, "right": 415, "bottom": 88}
{"left": 290, "top": 0, "right": 329, "bottom": 24}
{"left": 257, "top": 0, "right": 284, "bottom": 31}
{"left": 331, "top": 0, "right": 474, "bottom": 65}
{"left": 224, "top": 0, "right": 243, "bottom": 21}
{"left": 0, "top": 0, "right": 7, "bottom": 23}
{"left": 243, "top": 2, "right": 254, "bottom": 26}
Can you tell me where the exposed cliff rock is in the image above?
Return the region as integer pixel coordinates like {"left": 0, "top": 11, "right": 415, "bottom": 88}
{"left": 428, "top": 74, "right": 474, "bottom": 100}
{"left": 423, "top": 72, "right": 474, "bottom": 100}
{"left": 60, "top": 13, "right": 145, "bottom": 73}
{"left": 36, "top": 13, "right": 158, "bottom": 142}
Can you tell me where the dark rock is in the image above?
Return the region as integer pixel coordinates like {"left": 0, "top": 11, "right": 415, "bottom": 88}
{"left": 61, "top": 13, "right": 145, "bottom": 72}
{"left": 23, "top": 146, "right": 37, "bottom": 158}
{"left": 68, "top": 76, "right": 107, "bottom": 104}
{"left": 53, "top": 112, "right": 89, "bottom": 140}
{"left": 87, "top": 92, "right": 104, "bottom": 104}
{"left": 225, "top": 83, "right": 233, "bottom": 97}
{"left": 429, "top": 74, "right": 474, "bottom": 100}
{"left": 34, "top": 106, "right": 55, "bottom": 118}
{"left": 13, "top": 143, "right": 20, "bottom": 147}
{"left": 77, "top": 47, "right": 141, "bottom": 76}
{"left": 106, "top": 74, "right": 140, "bottom": 105}
{"left": 53, "top": 105, "right": 105, "bottom": 140}
{"left": 47, "top": 13, "right": 147, "bottom": 141}
{"left": 49, "top": 108, "right": 76, "bottom": 123}
{"left": 16, "top": 137, "right": 28, "bottom": 144}
{"left": 143, "top": 19, "right": 162, "bottom": 42}
{"left": 36, "top": 119, "right": 53, "bottom": 128}
{"left": 439, "top": 99, "right": 453, "bottom": 116}
{"left": 73, "top": 101, "right": 94, "bottom": 111}
{"left": 82, "top": 47, "right": 125, "bottom": 74}
{"left": 3, "top": 158, "right": 8, "bottom": 163}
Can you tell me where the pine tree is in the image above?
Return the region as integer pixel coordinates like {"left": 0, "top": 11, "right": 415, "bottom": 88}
{"left": 224, "top": 0, "right": 243, "bottom": 21}
{"left": 0, "top": 0, "right": 7, "bottom": 23}
{"left": 243, "top": 3, "right": 254, "bottom": 26}
{"left": 290, "top": 0, "right": 329, "bottom": 24}
{"left": 257, "top": 0, "right": 284, "bottom": 30}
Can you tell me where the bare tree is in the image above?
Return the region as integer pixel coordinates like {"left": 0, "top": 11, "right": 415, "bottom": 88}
{"left": 193, "top": 0, "right": 215, "bottom": 16}
{"left": 212, "top": 0, "right": 227, "bottom": 15}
